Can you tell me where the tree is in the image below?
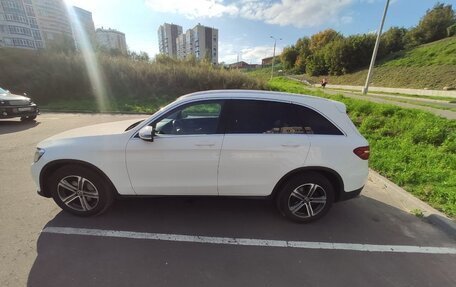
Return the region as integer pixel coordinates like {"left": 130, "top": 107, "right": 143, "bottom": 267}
{"left": 309, "top": 29, "right": 343, "bottom": 53}
{"left": 407, "top": 3, "right": 455, "bottom": 46}
{"left": 381, "top": 27, "right": 407, "bottom": 54}
{"left": 47, "top": 34, "right": 76, "bottom": 54}
{"left": 128, "top": 50, "right": 150, "bottom": 61}
{"left": 305, "top": 52, "right": 327, "bottom": 76}
{"left": 322, "top": 39, "right": 351, "bottom": 75}
{"left": 295, "top": 37, "right": 311, "bottom": 73}
{"left": 448, "top": 23, "right": 456, "bottom": 37}
{"left": 280, "top": 46, "right": 299, "bottom": 70}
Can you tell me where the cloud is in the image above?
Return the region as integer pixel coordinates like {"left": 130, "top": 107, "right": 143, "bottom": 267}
{"left": 145, "top": 0, "right": 354, "bottom": 28}
{"left": 219, "top": 42, "right": 283, "bottom": 64}
{"left": 341, "top": 15, "right": 353, "bottom": 24}
{"left": 145, "top": 0, "right": 238, "bottom": 18}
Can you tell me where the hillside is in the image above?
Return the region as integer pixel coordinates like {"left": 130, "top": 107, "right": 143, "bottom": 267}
{"left": 305, "top": 37, "right": 456, "bottom": 89}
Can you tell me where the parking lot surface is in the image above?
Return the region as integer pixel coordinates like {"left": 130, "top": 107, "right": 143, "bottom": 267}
{"left": 1, "top": 113, "right": 455, "bottom": 287}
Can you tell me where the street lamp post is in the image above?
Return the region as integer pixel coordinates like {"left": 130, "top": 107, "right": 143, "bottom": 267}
{"left": 270, "top": 36, "right": 282, "bottom": 80}
{"left": 362, "top": 0, "right": 390, "bottom": 95}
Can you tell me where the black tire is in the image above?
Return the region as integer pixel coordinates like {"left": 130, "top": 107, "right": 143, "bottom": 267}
{"left": 20, "top": 115, "right": 37, "bottom": 121}
{"left": 276, "top": 172, "right": 335, "bottom": 223}
{"left": 49, "top": 165, "right": 115, "bottom": 216}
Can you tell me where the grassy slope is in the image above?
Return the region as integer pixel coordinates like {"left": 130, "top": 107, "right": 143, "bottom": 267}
{"left": 306, "top": 37, "right": 456, "bottom": 89}
{"left": 268, "top": 77, "right": 456, "bottom": 218}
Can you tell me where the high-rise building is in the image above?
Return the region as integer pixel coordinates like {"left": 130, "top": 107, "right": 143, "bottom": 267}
{"left": 192, "top": 24, "right": 218, "bottom": 64}
{"left": 174, "top": 24, "right": 218, "bottom": 64}
{"left": 95, "top": 28, "right": 127, "bottom": 54}
{"left": 184, "top": 29, "right": 194, "bottom": 58}
{"left": 0, "top": 0, "right": 44, "bottom": 49}
{"left": 176, "top": 28, "right": 195, "bottom": 60}
{"left": 70, "top": 6, "right": 95, "bottom": 49}
{"left": 176, "top": 33, "right": 186, "bottom": 59}
{"left": 32, "top": 0, "right": 73, "bottom": 48}
{"left": 157, "top": 23, "right": 182, "bottom": 58}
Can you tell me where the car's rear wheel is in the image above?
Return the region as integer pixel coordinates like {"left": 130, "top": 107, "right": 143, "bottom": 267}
{"left": 21, "top": 115, "right": 36, "bottom": 121}
{"left": 49, "top": 165, "right": 114, "bottom": 216}
{"left": 277, "top": 172, "right": 335, "bottom": 223}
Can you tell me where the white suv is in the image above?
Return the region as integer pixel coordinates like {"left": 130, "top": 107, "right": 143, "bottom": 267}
{"left": 31, "top": 90, "right": 369, "bottom": 222}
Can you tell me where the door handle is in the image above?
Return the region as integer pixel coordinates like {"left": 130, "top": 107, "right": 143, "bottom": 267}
{"left": 281, "top": 143, "right": 300, "bottom": 147}
{"left": 195, "top": 143, "right": 216, "bottom": 147}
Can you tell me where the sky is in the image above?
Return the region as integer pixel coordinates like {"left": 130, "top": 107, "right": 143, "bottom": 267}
{"left": 66, "top": 0, "right": 455, "bottom": 64}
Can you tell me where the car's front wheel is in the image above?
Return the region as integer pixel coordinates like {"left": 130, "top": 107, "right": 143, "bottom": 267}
{"left": 277, "top": 172, "right": 335, "bottom": 223}
{"left": 21, "top": 115, "right": 37, "bottom": 121}
{"left": 49, "top": 165, "right": 114, "bottom": 216}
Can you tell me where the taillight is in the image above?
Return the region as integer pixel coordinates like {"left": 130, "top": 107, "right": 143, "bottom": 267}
{"left": 353, "top": 146, "right": 370, "bottom": 160}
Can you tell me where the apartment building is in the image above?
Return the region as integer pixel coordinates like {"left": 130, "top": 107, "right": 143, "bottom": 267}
{"left": 157, "top": 23, "right": 182, "bottom": 58}
{"left": 165, "top": 23, "right": 218, "bottom": 64}
{"left": 192, "top": 24, "right": 218, "bottom": 64}
{"left": 0, "top": 0, "right": 44, "bottom": 49}
{"left": 32, "top": 0, "right": 73, "bottom": 47}
{"left": 176, "top": 33, "right": 186, "bottom": 59}
{"left": 184, "top": 29, "right": 194, "bottom": 58}
{"left": 95, "top": 28, "right": 127, "bottom": 54}
{"left": 70, "top": 6, "right": 95, "bottom": 49}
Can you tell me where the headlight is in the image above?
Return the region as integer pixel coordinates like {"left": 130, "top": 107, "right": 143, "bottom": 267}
{"left": 34, "top": 148, "right": 45, "bottom": 162}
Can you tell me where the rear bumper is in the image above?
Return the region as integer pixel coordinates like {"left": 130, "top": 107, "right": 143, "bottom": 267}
{"left": 338, "top": 186, "right": 363, "bottom": 202}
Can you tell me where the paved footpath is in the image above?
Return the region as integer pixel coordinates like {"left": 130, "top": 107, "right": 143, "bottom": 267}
{"left": 318, "top": 87, "right": 456, "bottom": 120}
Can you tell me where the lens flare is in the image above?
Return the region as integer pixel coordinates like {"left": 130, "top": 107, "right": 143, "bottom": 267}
{"left": 65, "top": 2, "right": 108, "bottom": 111}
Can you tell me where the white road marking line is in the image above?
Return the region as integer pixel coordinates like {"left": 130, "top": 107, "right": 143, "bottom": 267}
{"left": 42, "top": 227, "right": 456, "bottom": 255}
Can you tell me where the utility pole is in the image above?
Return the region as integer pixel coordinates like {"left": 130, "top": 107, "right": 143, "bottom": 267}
{"left": 270, "top": 36, "right": 282, "bottom": 80}
{"left": 362, "top": 0, "right": 390, "bottom": 95}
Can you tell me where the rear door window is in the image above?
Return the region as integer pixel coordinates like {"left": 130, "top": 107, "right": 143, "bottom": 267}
{"left": 223, "top": 100, "right": 304, "bottom": 134}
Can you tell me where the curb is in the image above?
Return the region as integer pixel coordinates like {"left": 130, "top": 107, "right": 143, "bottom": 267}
{"left": 368, "top": 169, "right": 456, "bottom": 239}
{"left": 39, "top": 109, "right": 151, "bottom": 115}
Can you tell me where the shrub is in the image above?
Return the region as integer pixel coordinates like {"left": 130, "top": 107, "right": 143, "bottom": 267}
{"left": 0, "top": 49, "right": 264, "bottom": 107}
{"left": 448, "top": 23, "right": 456, "bottom": 37}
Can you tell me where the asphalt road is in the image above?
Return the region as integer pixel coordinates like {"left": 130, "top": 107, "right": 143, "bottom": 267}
{"left": 1, "top": 113, "right": 455, "bottom": 287}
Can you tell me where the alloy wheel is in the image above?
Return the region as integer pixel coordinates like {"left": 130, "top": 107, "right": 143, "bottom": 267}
{"left": 287, "top": 183, "right": 327, "bottom": 218}
{"left": 57, "top": 175, "right": 99, "bottom": 212}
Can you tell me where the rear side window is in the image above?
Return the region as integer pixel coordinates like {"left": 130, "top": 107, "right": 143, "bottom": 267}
{"left": 223, "top": 100, "right": 343, "bottom": 135}
{"left": 295, "top": 104, "right": 343, "bottom": 135}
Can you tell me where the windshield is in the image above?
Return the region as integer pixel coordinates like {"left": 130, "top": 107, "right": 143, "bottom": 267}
{"left": 0, "top": 87, "right": 7, "bottom": 94}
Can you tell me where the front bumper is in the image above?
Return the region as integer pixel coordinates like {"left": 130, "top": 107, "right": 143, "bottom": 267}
{"left": 0, "top": 105, "right": 39, "bottom": 119}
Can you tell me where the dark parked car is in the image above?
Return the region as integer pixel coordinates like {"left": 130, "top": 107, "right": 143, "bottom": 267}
{"left": 0, "top": 87, "right": 39, "bottom": 121}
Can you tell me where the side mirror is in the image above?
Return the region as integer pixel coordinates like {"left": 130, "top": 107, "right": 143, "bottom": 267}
{"left": 138, "top": 126, "right": 155, "bottom": 142}
{"left": 23, "top": 92, "right": 28, "bottom": 96}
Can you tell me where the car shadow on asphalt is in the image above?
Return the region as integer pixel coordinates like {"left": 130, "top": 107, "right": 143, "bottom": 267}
{"left": 0, "top": 119, "right": 40, "bottom": 135}
{"left": 27, "top": 195, "right": 455, "bottom": 287}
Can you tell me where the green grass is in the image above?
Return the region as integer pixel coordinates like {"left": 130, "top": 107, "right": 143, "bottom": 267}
{"left": 380, "top": 37, "right": 456, "bottom": 67}
{"left": 304, "top": 37, "right": 456, "bottom": 89}
{"left": 243, "top": 64, "right": 285, "bottom": 81}
{"left": 268, "top": 77, "right": 456, "bottom": 218}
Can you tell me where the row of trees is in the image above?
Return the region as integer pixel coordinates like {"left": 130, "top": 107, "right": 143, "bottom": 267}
{"left": 281, "top": 3, "right": 456, "bottom": 76}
